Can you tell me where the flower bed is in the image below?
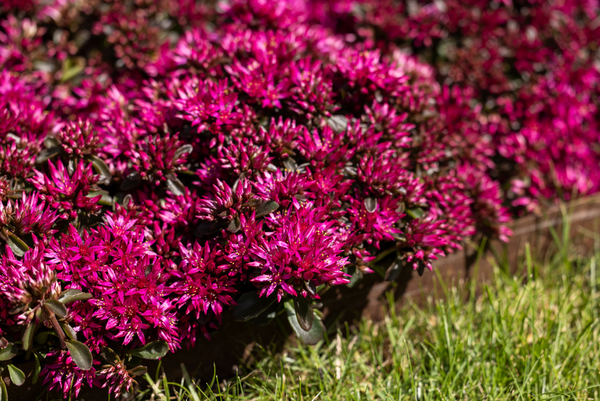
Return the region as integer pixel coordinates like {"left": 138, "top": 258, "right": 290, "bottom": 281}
{"left": 306, "top": 0, "right": 600, "bottom": 213}
{"left": 0, "top": 0, "right": 598, "bottom": 399}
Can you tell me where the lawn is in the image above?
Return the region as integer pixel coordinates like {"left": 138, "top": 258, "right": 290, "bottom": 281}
{"left": 137, "top": 237, "right": 600, "bottom": 400}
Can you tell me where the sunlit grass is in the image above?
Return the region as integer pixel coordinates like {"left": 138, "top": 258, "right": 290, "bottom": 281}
{"left": 138, "top": 241, "right": 600, "bottom": 400}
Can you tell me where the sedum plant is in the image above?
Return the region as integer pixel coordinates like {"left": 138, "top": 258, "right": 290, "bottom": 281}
{"left": 0, "top": 0, "right": 595, "bottom": 398}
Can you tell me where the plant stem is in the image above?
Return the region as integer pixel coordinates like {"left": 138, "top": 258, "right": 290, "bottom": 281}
{"left": 48, "top": 313, "right": 67, "bottom": 349}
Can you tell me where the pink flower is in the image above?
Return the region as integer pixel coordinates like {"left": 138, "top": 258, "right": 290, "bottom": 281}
{"left": 250, "top": 203, "right": 350, "bottom": 301}
{"left": 41, "top": 350, "right": 99, "bottom": 399}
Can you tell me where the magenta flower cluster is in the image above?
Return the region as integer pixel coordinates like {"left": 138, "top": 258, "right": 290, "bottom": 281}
{"left": 0, "top": 0, "right": 594, "bottom": 398}
{"left": 308, "top": 0, "right": 600, "bottom": 214}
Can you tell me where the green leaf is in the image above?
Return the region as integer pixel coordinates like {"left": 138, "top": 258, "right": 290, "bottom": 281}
{"left": 7, "top": 234, "right": 29, "bottom": 257}
{"left": 390, "top": 232, "right": 406, "bottom": 242}
{"left": 22, "top": 323, "right": 37, "bottom": 352}
{"left": 165, "top": 177, "right": 185, "bottom": 196}
{"left": 293, "top": 297, "right": 314, "bottom": 332}
{"left": 121, "top": 194, "right": 133, "bottom": 207}
{"left": 66, "top": 340, "right": 93, "bottom": 370}
{"left": 255, "top": 201, "right": 279, "bottom": 218}
{"left": 406, "top": 207, "right": 424, "bottom": 219}
{"left": 34, "top": 330, "right": 49, "bottom": 345}
{"left": 86, "top": 191, "right": 113, "bottom": 206}
{"left": 0, "top": 344, "right": 17, "bottom": 361}
{"left": 384, "top": 258, "right": 403, "bottom": 282}
{"left": 304, "top": 281, "right": 317, "bottom": 297}
{"left": 129, "top": 341, "right": 169, "bottom": 360}
{"left": 316, "top": 284, "right": 330, "bottom": 296}
{"left": 58, "top": 289, "right": 93, "bottom": 304}
{"left": 32, "top": 352, "right": 41, "bottom": 385}
{"left": 326, "top": 115, "right": 349, "bottom": 134}
{"left": 282, "top": 158, "right": 298, "bottom": 172}
{"left": 60, "top": 322, "right": 77, "bottom": 341}
{"left": 194, "top": 221, "right": 225, "bottom": 238}
{"left": 180, "top": 363, "right": 201, "bottom": 401}
{"left": 227, "top": 217, "right": 241, "bottom": 233}
{"left": 249, "top": 304, "right": 279, "bottom": 327}
{"left": 44, "top": 300, "right": 68, "bottom": 318}
{"left": 7, "top": 364, "right": 25, "bottom": 386}
{"left": 100, "top": 347, "right": 121, "bottom": 364}
{"left": 0, "top": 373, "right": 7, "bottom": 401}
{"left": 128, "top": 356, "right": 142, "bottom": 368}
{"left": 34, "top": 307, "right": 44, "bottom": 322}
{"left": 87, "top": 155, "right": 112, "bottom": 184}
{"left": 127, "top": 366, "right": 148, "bottom": 377}
{"left": 416, "top": 260, "right": 426, "bottom": 277}
{"left": 44, "top": 136, "right": 60, "bottom": 148}
{"left": 59, "top": 57, "right": 84, "bottom": 83}
{"left": 231, "top": 292, "right": 277, "bottom": 322}
{"left": 5, "top": 190, "right": 24, "bottom": 200}
{"left": 232, "top": 174, "right": 246, "bottom": 193}
{"left": 36, "top": 146, "right": 63, "bottom": 164}
{"left": 8, "top": 305, "right": 26, "bottom": 315}
{"left": 285, "top": 302, "right": 324, "bottom": 345}
{"left": 173, "top": 144, "right": 193, "bottom": 161}
{"left": 364, "top": 197, "right": 377, "bottom": 213}
{"left": 346, "top": 265, "right": 361, "bottom": 288}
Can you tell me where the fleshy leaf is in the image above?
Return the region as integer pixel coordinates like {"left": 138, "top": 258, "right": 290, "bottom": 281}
{"left": 256, "top": 201, "right": 279, "bottom": 218}
{"left": 100, "top": 347, "right": 121, "bottom": 364}
{"left": 36, "top": 147, "right": 62, "bottom": 164}
{"left": 122, "top": 194, "right": 133, "bottom": 207}
{"left": 417, "top": 260, "right": 426, "bottom": 277}
{"left": 0, "top": 375, "right": 6, "bottom": 401}
{"left": 34, "top": 331, "right": 49, "bottom": 345}
{"left": 129, "top": 341, "right": 169, "bottom": 360}
{"left": 32, "top": 352, "right": 41, "bottom": 385}
{"left": 364, "top": 198, "right": 377, "bottom": 213}
{"left": 283, "top": 158, "right": 298, "bottom": 172}
{"left": 384, "top": 258, "right": 403, "bottom": 282}
{"left": 87, "top": 191, "right": 113, "bottom": 206}
{"left": 249, "top": 303, "right": 279, "bottom": 327}
{"left": 285, "top": 302, "right": 324, "bottom": 345}
{"left": 44, "top": 136, "right": 60, "bottom": 148}
{"left": 60, "top": 322, "right": 77, "bottom": 341}
{"left": 346, "top": 265, "right": 361, "bottom": 288}
{"left": 194, "top": 221, "right": 225, "bottom": 238}
{"left": 44, "top": 299, "right": 68, "bottom": 318}
{"left": 128, "top": 366, "right": 148, "bottom": 377}
{"left": 231, "top": 292, "right": 277, "bottom": 322}
{"left": 0, "top": 343, "right": 17, "bottom": 361}
{"left": 59, "top": 57, "right": 84, "bottom": 83}
{"left": 22, "top": 323, "right": 37, "bottom": 352}
{"left": 66, "top": 340, "right": 93, "bottom": 370}
{"left": 58, "top": 289, "right": 93, "bottom": 304}
{"left": 304, "top": 281, "right": 317, "bottom": 297}
{"left": 327, "top": 115, "right": 348, "bottom": 134}
{"left": 166, "top": 177, "right": 186, "bottom": 196}
{"left": 7, "top": 234, "right": 29, "bottom": 257}
{"left": 406, "top": 207, "right": 424, "bottom": 219}
{"left": 293, "top": 297, "right": 314, "bottom": 332}
{"left": 173, "top": 144, "right": 193, "bottom": 161}
{"left": 227, "top": 217, "right": 241, "bottom": 233}
{"left": 87, "top": 155, "right": 112, "bottom": 184}
{"left": 7, "top": 364, "right": 25, "bottom": 386}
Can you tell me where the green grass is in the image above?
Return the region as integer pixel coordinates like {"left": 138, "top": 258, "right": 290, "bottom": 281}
{"left": 137, "top": 243, "right": 600, "bottom": 400}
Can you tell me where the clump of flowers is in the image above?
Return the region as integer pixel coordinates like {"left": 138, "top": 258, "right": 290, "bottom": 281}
{"left": 305, "top": 0, "right": 600, "bottom": 214}
{"left": 0, "top": 0, "right": 595, "bottom": 398}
